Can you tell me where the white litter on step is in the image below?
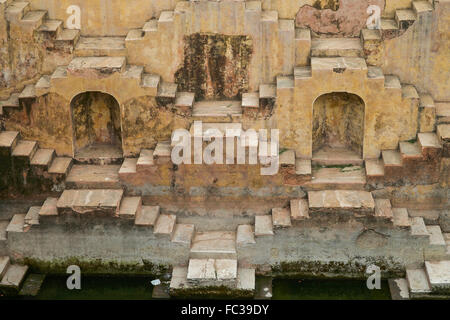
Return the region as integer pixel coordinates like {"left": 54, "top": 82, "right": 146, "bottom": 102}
{"left": 151, "top": 279, "right": 161, "bottom": 286}
{"left": 263, "top": 287, "right": 269, "bottom": 292}
{"left": 265, "top": 292, "right": 272, "bottom": 298}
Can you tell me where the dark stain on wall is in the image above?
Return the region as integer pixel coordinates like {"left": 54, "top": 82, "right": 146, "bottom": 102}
{"left": 175, "top": 33, "right": 253, "bottom": 100}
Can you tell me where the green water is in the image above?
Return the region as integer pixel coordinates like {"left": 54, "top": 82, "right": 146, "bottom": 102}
{"left": 272, "top": 279, "right": 391, "bottom": 300}
{"left": 8, "top": 276, "right": 391, "bottom": 300}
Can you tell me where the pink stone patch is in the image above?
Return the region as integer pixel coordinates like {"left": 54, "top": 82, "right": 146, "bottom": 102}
{"left": 296, "top": 0, "right": 385, "bottom": 37}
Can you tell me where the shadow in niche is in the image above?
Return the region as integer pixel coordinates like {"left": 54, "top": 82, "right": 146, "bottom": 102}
{"left": 70, "top": 91, "right": 123, "bottom": 163}
{"left": 312, "top": 92, "right": 365, "bottom": 164}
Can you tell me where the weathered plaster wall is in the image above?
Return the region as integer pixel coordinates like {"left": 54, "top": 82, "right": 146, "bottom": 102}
{"left": 24, "top": 0, "right": 414, "bottom": 38}
{"left": 121, "top": 96, "right": 190, "bottom": 156}
{"left": 295, "top": 0, "right": 385, "bottom": 37}
{"left": 0, "top": 0, "right": 11, "bottom": 94}
{"left": 4, "top": 93, "right": 73, "bottom": 156}
{"left": 7, "top": 215, "right": 428, "bottom": 277}
{"left": 277, "top": 64, "right": 418, "bottom": 159}
{"left": 384, "top": 0, "right": 450, "bottom": 102}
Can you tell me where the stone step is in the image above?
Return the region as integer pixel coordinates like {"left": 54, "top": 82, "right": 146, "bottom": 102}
{"left": 170, "top": 265, "right": 255, "bottom": 296}
{"left": 190, "top": 231, "right": 237, "bottom": 259}
{"left": 157, "top": 82, "right": 177, "bottom": 101}
{"left": 136, "top": 149, "right": 154, "bottom": 170}
{"left": 425, "top": 225, "right": 447, "bottom": 260}
{"left": 56, "top": 189, "right": 124, "bottom": 215}
{"left": 119, "top": 158, "right": 137, "bottom": 175}
{"left": 0, "top": 131, "right": 20, "bottom": 150}
{"left": 18, "top": 273, "right": 45, "bottom": 297}
{"left": 399, "top": 141, "right": 422, "bottom": 159}
{"left": 48, "top": 157, "right": 73, "bottom": 176}
{"left": 255, "top": 215, "right": 273, "bottom": 237}
{"left": 308, "top": 190, "right": 375, "bottom": 213}
{"left": 0, "top": 264, "right": 29, "bottom": 295}
{"left": 413, "top": 1, "right": 433, "bottom": 15}
{"left": 134, "top": 205, "right": 160, "bottom": 227}
{"left": 154, "top": 214, "right": 177, "bottom": 238}
{"left": 290, "top": 199, "right": 309, "bottom": 220}
{"left": 312, "top": 147, "right": 364, "bottom": 166}
{"left": 380, "top": 19, "right": 399, "bottom": 38}
{"left": 311, "top": 57, "right": 367, "bottom": 74}
{"left": 236, "top": 225, "right": 256, "bottom": 246}
{"left": 395, "top": 9, "right": 416, "bottom": 30}
{"left": 187, "top": 258, "right": 237, "bottom": 288}
{"left": 0, "top": 221, "right": 7, "bottom": 242}
{"left": 66, "top": 165, "right": 121, "bottom": 189}
{"left": 361, "top": 29, "right": 382, "bottom": 43}
{"left": 410, "top": 217, "right": 429, "bottom": 237}
{"left": 437, "top": 124, "right": 450, "bottom": 144}
{"left": 30, "top": 148, "right": 55, "bottom": 169}
{"left": 271, "top": 208, "right": 292, "bottom": 228}
{"left": 242, "top": 93, "right": 259, "bottom": 112}
{"left": 0, "top": 94, "right": 20, "bottom": 115}
{"left": 171, "top": 224, "right": 195, "bottom": 246}
{"left": 419, "top": 93, "right": 436, "bottom": 133}
{"left": 192, "top": 100, "right": 242, "bottom": 121}
{"left": 277, "top": 76, "right": 294, "bottom": 91}
{"left": 365, "top": 159, "right": 385, "bottom": 177}
{"left": 121, "top": 65, "right": 143, "bottom": 81}
{"left": 20, "top": 10, "right": 47, "bottom": 30}
{"left": 294, "top": 66, "right": 312, "bottom": 80}
{"left": 424, "top": 261, "right": 450, "bottom": 294}
{"left": 12, "top": 140, "right": 38, "bottom": 160}
{"left": 259, "top": 84, "right": 276, "bottom": 100}
{"left": 24, "top": 206, "right": 40, "bottom": 229}
{"left": 279, "top": 150, "right": 295, "bottom": 167}
{"left": 308, "top": 167, "right": 366, "bottom": 190}
{"left": 38, "top": 19, "right": 63, "bottom": 36}
{"left": 6, "top": 214, "right": 26, "bottom": 233}
{"left": 153, "top": 141, "right": 171, "bottom": 164}
{"left": 382, "top": 150, "right": 402, "bottom": 167}
{"left": 55, "top": 29, "right": 80, "bottom": 47}
{"left": 311, "top": 38, "right": 363, "bottom": 58}
{"left": 39, "top": 197, "right": 58, "bottom": 217}
{"left": 118, "top": 196, "right": 142, "bottom": 219}
{"left": 0, "top": 256, "right": 10, "bottom": 279}
{"left": 6, "top": 1, "right": 31, "bottom": 22}
{"left": 295, "top": 159, "right": 312, "bottom": 176}
{"left": 174, "top": 92, "right": 195, "bottom": 113}
{"left": 418, "top": 132, "right": 442, "bottom": 150}
{"left": 408, "top": 209, "right": 441, "bottom": 225}
{"left": 436, "top": 102, "right": 450, "bottom": 124}
{"left": 67, "top": 57, "right": 127, "bottom": 77}
{"left": 384, "top": 75, "right": 402, "bottom": 90}
{"left": 388, "top": 278, "right": 410, "bottom": 300}
{"left": 367, "top": 66, "right": 385, "bottom": 81}
{"left": 402, "top": 84, "right": 419, "bottom": 100}
{"left": 374, "top": 199, "right": 393, "bottom": 220}
{"left": 74, "top": 37, "right": 127, "bottom": 57}
{"left": 141, "top": 74, "right": 161, "bottom": 95}
{"left": 392, "top": 208, "right": 411, "bottom": 227}
{"left": 406, "top": 268, "right": 431, "bottom": 298}
{"left": 35, "top": 76, "right": 51, "bottom": 95}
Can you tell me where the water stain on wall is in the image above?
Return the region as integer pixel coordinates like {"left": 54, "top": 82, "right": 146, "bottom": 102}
{"left": 175, "top": 33, "right": 253, "bottom": 100}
